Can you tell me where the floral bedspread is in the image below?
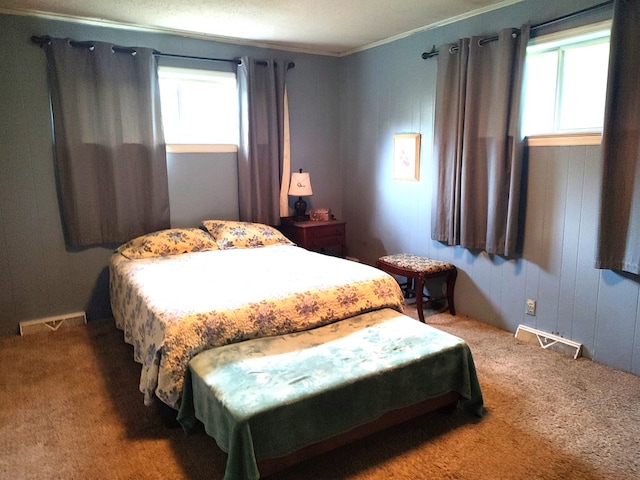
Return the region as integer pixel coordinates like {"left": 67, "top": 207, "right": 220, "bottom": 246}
{"left": 109, "top": 245, "right": 405, "bottom": 408}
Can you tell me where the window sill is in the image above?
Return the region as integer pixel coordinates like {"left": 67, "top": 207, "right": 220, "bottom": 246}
{"left": 526, "top": 133, "right": 602, "bottom": 147}
{"left": 166, "top": 144, "right": 238, "bottom": 153}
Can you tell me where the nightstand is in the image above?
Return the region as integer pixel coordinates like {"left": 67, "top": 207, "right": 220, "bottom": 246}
{"left": 280, "top": 219, "right": 346, "bottom": 257}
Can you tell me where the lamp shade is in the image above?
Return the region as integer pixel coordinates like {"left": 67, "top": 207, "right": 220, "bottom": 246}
{"left": 288, "top": 172, "right": 313, "bottom": 196}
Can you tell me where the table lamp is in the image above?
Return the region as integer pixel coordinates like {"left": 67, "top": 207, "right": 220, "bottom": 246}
{"left": 288, "top": 169, "right": 313, "bottom": 221}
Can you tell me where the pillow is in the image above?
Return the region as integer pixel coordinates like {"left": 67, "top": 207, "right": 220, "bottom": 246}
{"left": 117, "top": 228, "right": 219, "bottom": 259}
{"left": 200, "top": 220, "right": 294, "bottom": 250}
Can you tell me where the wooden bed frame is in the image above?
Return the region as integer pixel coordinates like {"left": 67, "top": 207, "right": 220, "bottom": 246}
{"left": 161, "top": 391, "right": 459, "bottom": 477}
{"left": 257, "top": 391, "right": 461, "bottom": 477}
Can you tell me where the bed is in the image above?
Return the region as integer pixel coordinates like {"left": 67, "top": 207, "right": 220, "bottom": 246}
{"left": 109, "top": 221, "right": 407, "bottom": 409}
{"left": 109, "top": 221, "right": 484, "bottom": 478}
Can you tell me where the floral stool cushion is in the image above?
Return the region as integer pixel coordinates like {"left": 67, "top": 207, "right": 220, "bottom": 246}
{"left": 377, "top": 254, "right": 454, "bottom": 274}
{"left": 377, "top": 254, "right": 457, "bottom": 322}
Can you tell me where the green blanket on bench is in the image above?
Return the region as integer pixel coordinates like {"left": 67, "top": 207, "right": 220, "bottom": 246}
{"left": 177, "top": 308, "right": 484, "bottom": 480}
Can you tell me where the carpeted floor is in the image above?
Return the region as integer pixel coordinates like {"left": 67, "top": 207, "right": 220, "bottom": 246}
{"left": 1, "top": 305, "right": 639, "bottom": 479}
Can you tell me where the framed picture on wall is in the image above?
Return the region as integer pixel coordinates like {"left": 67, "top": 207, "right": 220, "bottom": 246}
{"left": 393, "top": 133, "right": 421, "bottom": 181}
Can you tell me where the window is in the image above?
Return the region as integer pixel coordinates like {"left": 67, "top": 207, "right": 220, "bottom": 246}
{"left": 522, "top": 21, "right": 611, "bottom": 137}
{"left": 158, "top": 66, "right": 238, "bottom": 146}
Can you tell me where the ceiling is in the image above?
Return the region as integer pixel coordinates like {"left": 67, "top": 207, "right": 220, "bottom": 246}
{"left": 0, "top": 0, "right": 523, "bottom": 56}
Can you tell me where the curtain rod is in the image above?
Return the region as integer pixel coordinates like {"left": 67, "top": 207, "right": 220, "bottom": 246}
{"left": 421, "top": 0, "right": 614, "bottom": 59}
{"left": 30, "top": 35, "right": 295, "bottom": 69}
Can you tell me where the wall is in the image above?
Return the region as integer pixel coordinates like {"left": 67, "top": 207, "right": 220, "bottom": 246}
{"left": 0, "top": 13, "right": 340, "bottom": 335}
{"left": 2, "top": 0, "right": 638, "bottom": 379}
{"left": 340, "top": 0, "right": 640, "bottom": 376}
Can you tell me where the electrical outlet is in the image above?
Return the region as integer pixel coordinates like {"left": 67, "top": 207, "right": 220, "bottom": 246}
{"left": 526, "top": 299, "right": 536, "bottom": 316}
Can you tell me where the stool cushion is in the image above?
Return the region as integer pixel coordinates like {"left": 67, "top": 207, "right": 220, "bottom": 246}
{"left": 378, "top": 254, "right": 454, "bottom": 275}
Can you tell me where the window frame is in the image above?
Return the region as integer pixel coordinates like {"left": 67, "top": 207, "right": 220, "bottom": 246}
{"left": 158, "top": 65, "right": 239, "bottom": 152}
{"left": 523, "top": 20, "right": 611, "bottom": 147}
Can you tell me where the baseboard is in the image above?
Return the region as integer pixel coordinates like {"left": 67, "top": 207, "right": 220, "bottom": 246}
{"left": 19, "top": 312, "right": 87, "bottom": 336}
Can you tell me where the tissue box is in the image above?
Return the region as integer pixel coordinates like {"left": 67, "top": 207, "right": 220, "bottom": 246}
{"left": 309, "top": 208, "right": 330, "bottom": 221}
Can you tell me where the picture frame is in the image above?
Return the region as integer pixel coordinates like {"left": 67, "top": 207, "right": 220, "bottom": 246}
{"left": 393, "top": 133, "right": 421, "bottom": 181}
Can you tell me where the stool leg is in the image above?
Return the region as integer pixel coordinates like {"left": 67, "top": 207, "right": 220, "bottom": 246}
{"left": 445, "top": 268, "right": 457, "bottom": 315}
{"left": 415, "top": 275, "right": 426, "bottom": 323}
{"left": 402, "top": 277, "right": 415, "bottom": 298}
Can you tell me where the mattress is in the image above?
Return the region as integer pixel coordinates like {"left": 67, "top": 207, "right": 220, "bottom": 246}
{"left": 109, "top": 244, "right": 405, "bottom": 408}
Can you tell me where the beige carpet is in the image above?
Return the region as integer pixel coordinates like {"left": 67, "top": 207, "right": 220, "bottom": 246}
{"left": 1, "top": 306, "right": 639, "bottom": 480}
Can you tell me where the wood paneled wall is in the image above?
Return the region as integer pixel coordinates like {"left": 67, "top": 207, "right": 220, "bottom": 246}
{"left": 340, "top": 0, "right": 640, "bottom": 375}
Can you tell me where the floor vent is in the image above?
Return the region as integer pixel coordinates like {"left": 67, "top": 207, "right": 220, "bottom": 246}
{"left": 515, "top": 324, "right": 583, "bottom": 359}
{"left": 19, "top": 312, "right": 87, "bottom": 336}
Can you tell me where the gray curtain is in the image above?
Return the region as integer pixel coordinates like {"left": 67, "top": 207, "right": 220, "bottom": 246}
{"left": 596, "top": 0, "right": 640, "bottom": 276}
{"left": 236, "top": 57, "right": 288, "bottom": 225}
{"left": 432, "top": 26, "right": 530, "bottom": 257}
{"left": 44, "top": 38, "right": 170, "bottom": 248}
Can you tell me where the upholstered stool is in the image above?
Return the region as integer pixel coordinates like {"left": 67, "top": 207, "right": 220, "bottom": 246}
{"left": 377, "top": 254, "right": 457, "bottom": 323}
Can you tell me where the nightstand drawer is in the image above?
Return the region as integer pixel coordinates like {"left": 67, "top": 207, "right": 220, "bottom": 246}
{"left": 308, "top": 234, "right": 344, "bottom": 248}
{"left": 279, "top": 219, "right": 347, "bottom": 257}
{"left": 306, "top": 224, "right": 345, "bottom": 240}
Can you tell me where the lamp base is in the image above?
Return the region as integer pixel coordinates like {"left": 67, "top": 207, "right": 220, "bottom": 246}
{"left": 294, "top": 197, "right": 307, "bottom": 221}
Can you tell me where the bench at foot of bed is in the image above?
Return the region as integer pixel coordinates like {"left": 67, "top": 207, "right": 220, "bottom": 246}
{"left": 257, "top": 390, "right": 461, "bottom": 477}
{"left": 177, "top": 308, "right": 484, "bottom": 480}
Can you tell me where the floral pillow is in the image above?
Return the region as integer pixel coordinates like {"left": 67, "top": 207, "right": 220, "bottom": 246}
{"left": 200, "top": 220, "right": 294, "bottom": 250}
{"left": 117, "top": 228, "right": 219, "bottom": 259}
